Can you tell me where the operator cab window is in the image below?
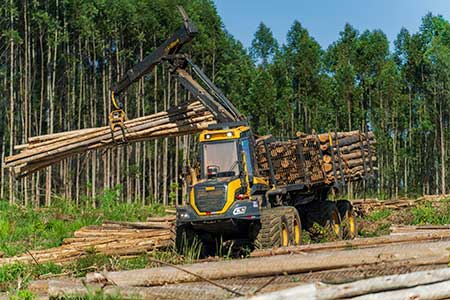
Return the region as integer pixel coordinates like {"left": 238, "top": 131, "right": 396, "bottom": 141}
{"left": 203, "top": 141, "right": 239, "bottom": 178}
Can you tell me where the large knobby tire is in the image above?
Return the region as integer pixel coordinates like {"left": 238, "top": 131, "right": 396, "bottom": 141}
{"left": 273, "top": 206, "right": 302, "bottom": 246}
{"left": 291, "top": 209, "right": 302, "bottom": 245}
{"left": 255, "top": 209, "right": 285, "bottom": 249}
{"left": 170, "top": 222, "right": 198, "bottom": 253}
{"left": 337, "top": 200, "right": 358, "bottom": 240}
{"left": 324, "top": 201, "right": 343, "bottom": 239}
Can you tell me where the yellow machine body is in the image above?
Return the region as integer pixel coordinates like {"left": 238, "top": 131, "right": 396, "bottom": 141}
{"left": 189, "top": 126, "right": 269, "bottom": 217}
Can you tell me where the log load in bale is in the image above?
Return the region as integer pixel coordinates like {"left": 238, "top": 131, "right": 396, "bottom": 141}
{"left": 255, "top": 130, "right": 376, "bottom": 186}
{"left": 5, "top": 101, "right": 216, "bottom": 177}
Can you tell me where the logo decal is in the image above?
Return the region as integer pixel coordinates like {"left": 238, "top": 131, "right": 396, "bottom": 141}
{"left": 233, "top": 206, "right": 247, "bottom": 215}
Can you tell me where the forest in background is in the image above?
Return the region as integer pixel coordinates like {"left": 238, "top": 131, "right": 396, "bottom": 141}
{"left": 0, "top": 0, "right": 449, "bottom": 207}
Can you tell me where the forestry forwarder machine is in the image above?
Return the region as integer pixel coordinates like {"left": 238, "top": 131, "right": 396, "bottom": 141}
{"left": 110, "top": 7, "right": 365, "bottom": 252}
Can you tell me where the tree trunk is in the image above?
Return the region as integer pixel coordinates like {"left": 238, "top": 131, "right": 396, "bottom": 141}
{"left": 439, "top": 100, "right": 445, "bottom": 194}
{"left": 162, "top": 68, "right": 169, "bottom": 206}
{"left": 9, "top": 0, "right": 15, "bottom": 205}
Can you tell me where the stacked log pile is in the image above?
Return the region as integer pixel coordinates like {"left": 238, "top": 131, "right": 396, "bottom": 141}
{"left": 0, "top": 216, "right": 174, "bottom": 266}
{"left": 5, "top": 101, "right": 215, "bottom": 177}
{"left": 255, "top": 130, "right": 376, "bottom": 186}
{"left": 250, "top": 229, "right": 450, "bottom": 257}
{"left": 238, "top": 268, "right": 450, "bottom": 300}
{"left": 27, "top": 267, "right": 450, "bottom": 300}
{"left": 390, "top": 224, "right": 450, "bottom": 236}
{"left": 351, "top": 197, "right": 446, "bottom": 216}
{"left": 41, "top": 239, "right": 450, "bottom": 299}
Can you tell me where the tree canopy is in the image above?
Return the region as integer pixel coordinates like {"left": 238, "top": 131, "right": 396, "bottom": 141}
{"left": 1, "top": 0, "right": 450, "bottom": 205}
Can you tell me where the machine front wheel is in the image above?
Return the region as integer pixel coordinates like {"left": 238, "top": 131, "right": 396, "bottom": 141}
{"left": 170, "top": 223, "right": 202, "bottom": 256}
{"left": 255, "top": 209, "right": 284, "bottom": 249}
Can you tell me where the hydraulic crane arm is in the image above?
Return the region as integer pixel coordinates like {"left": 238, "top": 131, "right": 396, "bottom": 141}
{"left": 108, "top": 6, "right": 198, "bottom": 144}
{"left": 171, "top": 58, "right": 243, "bottom": 122}
{"left": 108, "top": 6, "right": 244, "bottom": 144}
{"left": 111, "top": 7, "right": 198, "bottom": 104}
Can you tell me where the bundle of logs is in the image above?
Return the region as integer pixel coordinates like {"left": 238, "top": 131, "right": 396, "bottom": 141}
{"left": 0, "top": 216, "right": 175, "bottom": 266}
{"left": 255, "top": 130, "right": 376, "bottom": 186}
{"left": 5, "top": 101, "right": 216, "bottom": 177}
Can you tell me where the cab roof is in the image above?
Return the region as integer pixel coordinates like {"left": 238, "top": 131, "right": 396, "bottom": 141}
{"left": 199, "top": 125, "right": 251, "bottom": 142}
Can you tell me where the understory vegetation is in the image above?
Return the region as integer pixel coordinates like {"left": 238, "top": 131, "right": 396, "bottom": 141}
{"left": 1, "top": 197, "right": 449, "bottom": 295}
{"left": 358, "top": 197, "right": 450, "bottom": 237}
{"left": 0, "top": 186, "right": 165, "bottom": 257}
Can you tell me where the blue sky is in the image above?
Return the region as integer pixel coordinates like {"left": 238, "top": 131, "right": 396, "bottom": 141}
{"left": 213, "top": 0, "right": 450, "bottom": 50}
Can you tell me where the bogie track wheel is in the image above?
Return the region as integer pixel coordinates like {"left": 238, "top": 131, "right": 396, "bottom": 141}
{"left": 272, "top": 206, "right": 302, "bottom": 246}
{"left": 337, "top": 200, "right": 358, "bottom": 239}
{"left": 325, "top": 202, "right": 343, "bottom": 239}
{"left": 292, "top": 211, "right": 302, "bottom": 245}
{"left": 280, "top": 216, "right": 289, "bottom": 247}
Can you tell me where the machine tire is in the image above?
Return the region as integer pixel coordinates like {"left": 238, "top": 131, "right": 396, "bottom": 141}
{"left": 337, "top": 200, "right": 358, "bottom": 239}
{"left": 291, "top": 210, "right": 302, "bottom": 245}
{"left": 273, "top": 206, "right": 302, "bottom": 246}
{"left": 255, "top": 209, "right": 284, "bottom": 249}
{"left": 170, "top": 222, "right": 199, "bottom": 254}
{"left": 323, "top": 201, "right": 343, "bottom": 239}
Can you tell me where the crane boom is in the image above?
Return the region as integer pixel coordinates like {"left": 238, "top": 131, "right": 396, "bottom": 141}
{"left": 111, "top": 9, "right": 198, "bottom": 97}
{"left": 108, "top": 6, "right": 244, "bottom": 144}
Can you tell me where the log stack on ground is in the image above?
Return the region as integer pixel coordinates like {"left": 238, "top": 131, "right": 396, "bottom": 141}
{"left": 390, "top": 224, "right": 450, "bottom": 236}
{"left": 237, "top": 268, "right": 450, "bottom": 300}
{"left": 11, "top": 229, "right": 450, "bottom": 300}
{"left": 27, "top": 267, "right": 450, "bottom": 300}
{"left": 351, "top": 196, "right": 446, "bottom": 216}
{"left": 84, "top": 240, "right": 450, "bottom": 287}
{"left": 255, "top": 130, "right": 376, "bottom": 186}
{"left": 0, "top": 216, "right": 174, "bottom": 266}
{"left": 5, "top": 101, "right": 216, "bottom": 177}
{"left": 38, "top": 239, "right": 450, "bottom": 300}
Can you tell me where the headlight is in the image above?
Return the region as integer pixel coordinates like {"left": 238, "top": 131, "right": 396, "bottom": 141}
{"left": 226, "top": 132, "right": 233, "bottom": 137}
{"left": 205, "top": 134, "right": 211, "bottom": 139}
{"left": 179, "top": 212, "right": 190, "bottom": 219}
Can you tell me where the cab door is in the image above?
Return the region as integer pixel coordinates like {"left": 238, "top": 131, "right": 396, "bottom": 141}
{"left": 240, "top": 138, "right": 254, "bottom": 182}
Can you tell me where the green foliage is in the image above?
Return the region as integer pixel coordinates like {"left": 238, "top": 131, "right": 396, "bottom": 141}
{"left": 0, "top": 262, "right": 62, "bottom": 292}
{"left": 168, "top": 182, "right": 179, "bottom": 205}
{"left": 307, "top": 223, "right": 338, "bottom": 243}
{"left": 1, "top": 0, "right": 450, "bottom": 209}
{"left": 0, "top": 263, "right": 28, "bottom": 285}
{"left": 176, "top": 233, "right": 203, "bottom": 263}
{"left": 70, "top": 251, "right": 111, "bottom": 277}
{"left": 250, "top": 22, "right": 278, "bottom": 65}
{"left": 214, "top": 237, "right": 234, "bottom": 260}
{"left": 366, "top": 209, "right": 391, "bottom": 221}
{"left": 359, "top": 222, "right": 391, "bottom": 238}
{"left": 412, "top": 199, "right": 450, "bottom": 225}
{"left": 0, "top": 194, "right": 166, "bottom": 257}
{"left": 9, "top": 289, "right": 34, "bottom": 300}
